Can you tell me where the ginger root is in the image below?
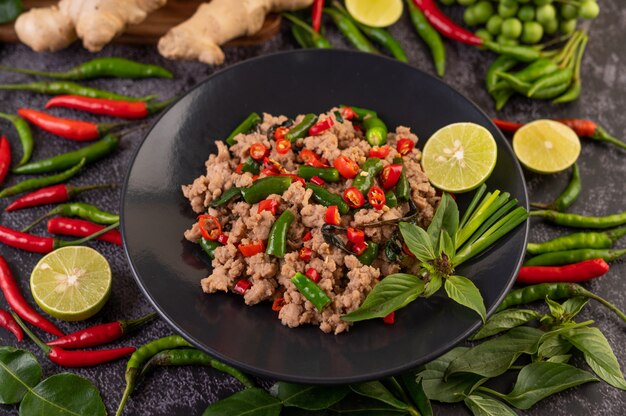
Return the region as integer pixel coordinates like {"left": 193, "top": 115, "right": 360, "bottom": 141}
{"left": 15, "top": 0, "right": 166, "bottom": 52}
{"left": 158, "top": 0, "right": 313, "bottom": 65}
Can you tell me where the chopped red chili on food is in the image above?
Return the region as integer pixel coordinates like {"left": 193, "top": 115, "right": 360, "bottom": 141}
{"left": 343, "top": 187, "right": 365, "bottom": 208}
{"left": 352, "top": 241, "right": 368, "bottom": 255}
{"left": 383, "top": 311, "right": 395, "bottom": 325}
{"left": 233, "top": 279, "right": 252, "bottom": 295}
{"left": 274, "top": 126, "right": 289, "bottom": 141}
{"left": 197, "top": 214, "right": 221, "bottom": 241}
{"left": 368, "top": 186, "right": 386, "bottom": 210}
{"left": 303, "top": 230, "right": 313, "bottom": 242}
{"left": 305, "top": 267, "right": 321, "bottom": 283}
{"left": 280, "top": 174, "right": 306, "bottom": 187}
{"left": 346, "top": 227, "right": 365, "bottom": 245}
{"left": 369, "top": 145, "right": 390, "bottom": 158}
{"left": 239, "top": 241, "right": 265, "bottom": 257}
{"left": 299, "top": 247, "right": 312, "bottom": 262}
{"left": 299, "top": 149, "right": 327, "bottom": 167}
{"left": 309, "top": 118, "right": 334, "bottom": 136}
{"left": 235, "top": 163, "right": 244, "bottom": 174}
{"left": 325, "top": 205, "right": 341, "bottom": 225}
{"left": 310, "top": 176, "right": 325, "bottom": 186}
{"left": 396, "top": 138, "right": 415, "bottom": 155}
{"left": 272, "top": 297, "right": 285, "bottom": 312}
{"left": 258, "top": 199, "right": 279, "bottom": 215}
{"left": 340, "top": 106, "right": 356, "bottom": 120}
{"left": 380, "top": 164, "right": 403, "bottom": 189}
{"left": 249, "top": 143, "right": 269, "bottom": 161}
{"left": 333, "top": 155, "right": 360, "bottom": 179}
{"left": 217, "top": 233, "right": 229, "bottom": 245}
{"left": 276, "top": 139, "right": 291, "bottom": 154}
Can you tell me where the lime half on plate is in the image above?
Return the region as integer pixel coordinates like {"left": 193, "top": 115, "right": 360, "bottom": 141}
{"left": 421, "top": 122, "right": 498, "bottom": 193}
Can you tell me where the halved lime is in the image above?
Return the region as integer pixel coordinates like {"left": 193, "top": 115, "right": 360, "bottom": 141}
{"left": 30, "top": 247, "right": 112, "bottom": 321}
{"left": 345, "top": 0, "right": 404, "bottom": 27}
{"left": 512, "top": 119, "right": 581, "bottom": 174}
{"left": 421, "top": 122, "right": 498, "bottom": 193}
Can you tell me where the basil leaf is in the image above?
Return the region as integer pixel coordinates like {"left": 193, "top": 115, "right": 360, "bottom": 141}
{"left": 562, "top": 326, "right": 626, "bottom": 390}
{"left": 342, "top": 273, "right": 425, "bottom": 322}
{"left": 440, "top": 230, "right": 456, "bottom": 259}
{"left": 20, "top": 373, "right": 106, "bottom": 416}
{"left": 537, "top": 334, "right": 572, "bottom": 359}
{"left": 464, "top": 393, "right": 517, "bottom": 416}
{"left": 0, "top": 0, "right": 22, "bottom": 24}
{"left": 0, "top": 347, "right": 42, "bottom": 405}
{"left": 495, "top": 362, "right": 597, "bottom": 409}
{"left": 418, "top": 347, "right": 485, "bottom": 403}
{"left": 545, "top": 297, "right": 564, "bottom": 320}
{"left": 203, "top": 388, "right": 282, "bottom": 416}
{"left": 427, "top": 193, "right": 459, "bottom": 249}
{"left": 328, "top": 395, "right": 410, "bottom": 414}
{"left": 470, "top": 309, "right": 540, "bottom": 340}
{"left": 546, "top": 355, "right": 572, "bottom": 364}
{"left": 272, "top": 382, "right": 349, "bottom": 410}
{"left": 446, "top": 327, "right": 544, "bottom": 379}
{"left": 444, "top": 275, "right": 487, "bottom": 323}
{"left": 399, "top": 222, "right": 435, "bottom": 263}
{"left": 422, "top": 270, "right": 443, "bottom": 298}
{"left": 399, "top": 373, "right": 433, "bottom": 416}
{"left": 350, "top": 381, "right": 410, "bottom": 410}
{"left": 561, "top": 297, "right": 588, "bottom": 320}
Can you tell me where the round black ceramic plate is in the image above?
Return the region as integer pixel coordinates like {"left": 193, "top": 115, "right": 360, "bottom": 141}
{"left": 121, "top": 50, "right": 528, "bottom": 384}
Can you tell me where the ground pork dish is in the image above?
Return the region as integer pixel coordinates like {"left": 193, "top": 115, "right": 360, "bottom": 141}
{"left": 182, "top": 106, "right": 439, "bottom": 334}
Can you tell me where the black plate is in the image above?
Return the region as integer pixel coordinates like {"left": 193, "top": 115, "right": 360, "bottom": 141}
{"left": 121, "top": 50, "right": 528, "bottom": 384}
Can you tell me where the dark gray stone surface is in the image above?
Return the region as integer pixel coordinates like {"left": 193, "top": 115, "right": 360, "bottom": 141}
{"left": 0, "top": 2, "right": 624, "bottom": 415}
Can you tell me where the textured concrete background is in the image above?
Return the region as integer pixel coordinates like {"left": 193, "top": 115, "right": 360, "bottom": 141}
{"left": 0, "top": 2, "right": 625, "bottom": 415}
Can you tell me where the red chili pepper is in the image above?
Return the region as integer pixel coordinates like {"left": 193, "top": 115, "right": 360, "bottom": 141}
{"left": 309, "top": 117, "right": 334, "bottom": 136}
{"left": 325, "top": 205, "right": 341, "bottom": 225}
{"left": 5, "top": 183, "right": 112, "bottom": 212}
{"left": 396, "top": 138, "right": 415, "bottom": 156}
{"left": 333, "top": 155, "right": 360, "bottom": 179}
{"left": 412, "top": 0, "right": 483, "bottom": 46}
{"left": 0, "top": 136, "right": 10, "bottom": 185}
{"left": 272, "top": 297, "right": 285, "bottom": 312}
{"left": 379, "top": 164, "right": 403, "bottom": 189}
{"left": 369, "top": 145, "right": 390, "bottom": 158}
{"left": 239, "top": 240, "right": 265, "bottom": 257}
{"left": 517, "top": 259, "right": 610, "bottom": 284}
{"left": 264, "top": 157, "right": 287, "bottom": 174}
{"left": 299, "top": 149, "right": 327, "bottom": 167}
{"left": 276, "top": 138, "right": 291, "bottom": 154}
{"left": 303, "top": 231, "right": 313, "bottom": 242}
{"left": 233, "top": 279, "right": 252, "bottom": 295}
{"left": 47, "top": 217, "right": 122, "bottom": 246}
{"left": 258, "top": 199, "right": 279, "bottom": 215}
{"left": 310, "top": 175, "right": 325, "bottom": 186}
{"left": 217, "top": 233, "right": 229, "bottom": 245}
{"left": 235, "top": 163, "right": 244, "bottom": 174}
{"left": 0, "top": 307, "right": 23, "bottom": 341}
{"left": 305, "top": 267, "right": 321, "bottom": 283}
{"left": 48, "top": 313, "right": 155, "bottom": 349}
{"left": 0, "top": 255, "right": 64, "bottom": 337}
{"left": 340, "top": 106, "right": 357, "bottom": 120}
{"left": 368, "top": 186, "right": 386, "bottom": 210}
{"left": 555, "top": 119, "right": 598, "bottom": 137}
{"left": 343, "top": 187, "right": 365, "bottom": 208}
{"left": 274, "top": 126, "right": 289, "bottom": 141}
{"left": 383, "top": 311, "right": 395, "bottom": 325}
{"left": 18, "top": 108, "right": 120, "bottom": 141}
{"left": 312, "top": 0, "right": 325, "bottom": 32}
{"left": 0, "top": 224, "right": 118, "bottom": 254}
{"left": 249, "top": 143, "right": 269, "bottom": 161}
{"left": 346, "top": 227, "right": 365, "bottom": 245}
{"left": 352, "top": 241, "right": 368, "bottom": 255}
{"left": 492, "top": 118, "right": 525, "bottom": 134}
{"left": 279, "top": 174, "right": 306, "bottom": 187}
{"left": 45, "top": 95, "right": 172, "bottom": 119}
{"left": 197, "top": 214, "right": 221, "bottom": 241}
{"left": 299, "top": 247, "right": 313, "bottom": 262}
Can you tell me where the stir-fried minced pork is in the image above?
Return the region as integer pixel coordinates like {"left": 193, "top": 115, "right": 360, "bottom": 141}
{"left": 183, "top": 108, "right": 439, "bottom": 334}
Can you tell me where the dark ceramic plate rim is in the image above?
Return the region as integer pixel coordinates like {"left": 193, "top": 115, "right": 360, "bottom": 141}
{"left": 120, "top": 49, "right": 529, "bottom": 384}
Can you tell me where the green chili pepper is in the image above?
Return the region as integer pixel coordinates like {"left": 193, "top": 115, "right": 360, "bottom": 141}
{"left": 524, "top": 248, "right": 626, "bottom": 267}
{"left": 241, "top": 176, "right": 293, "bottom": 204}
{"left": 285, "top": 114, "right": 317, "bottom": 142}
{"left": 282, "top": 13, "right": 333, "bottom": 49}
{"left": 363, "top": 116, "right": 388, "bottom": 146}
{"left": 22, "top": 201, "right": 120, "bottom": 232}
{"left": 553, "top": 35, "right": 587, "bottom": 104}
{"left": 210, "top": 187, "right": 242, "bottom": 207}
{"left": 138, "top": 348, "right": 253, "bottom": 388}
{"left": 199, "top": 238, "right": 220, "bottom": 260}
{"left": 324, "top": 8, "right": 380, "bottom": 54}
{"left": 266, "top": 210, "right": 295, "bottom": 257}
{"left": 12, "top": 134, "right": 119, "bottom": 175}
{"left": 530, "top": 209, "right": 626, "bottom": 229}
{"left": 494, "top": 89, "right": 515, "bottom": 111}
{"left": 0, "top": 81, "right": 154, "bottom": 101}
{"left": 385, "top": 190, "right": 398, "bottom": 208}
{"left": 496, "top": 72, "right": 531, "bottom": 95}
{"left": 306, "top": 183, "right": 350, "bottom": 214}
{"left": 357, "top": 241, "right": 379, "bottom": 266}
{"left": 291, "top": 24, "right": 314, "bottom": 48}
{"left": 527, "top": 227, "right": 626, "bottom": 255}
{"left": 0, "top": 158, "right": 85, "bottom": 198}
{"left": 225, "top": 112, "right": 262, "bottom": 146}
{"left": 495, "top": 283, "right": 626, "bottom": 323}
{"left": 528, "top": 63, "right": 575, "bottom": 97}
{"left": 353, "top": 158, "right": 383, "bottom": 195}
{"left": 241, "top": 157, "right": 261, "bottom": 174}
{"left": 484, "top": 42, "right": 542, "bottom": 62}
{"left": 406, "top": 0, "right": 446, "bottom": 76}
{"left": 116, "top": 335, "right": 193, "bottom": 416}
{"left": 512, "top": 58, "right": 559, "bottom": 84}
{"left": 0, "top": 112, "right": 34, "bottom": 166}
{"left": 530, "top": 81, "right": 571, "bottom": 100}
{"left": 0, "top": 57, "right": 172, "bottom": 80}
{"left": 340, "top": 105, "right": 378, "bottom": 120}
{"left": 531, "top": 163, "right": 580, "bottom": 212}
{"left": 291, "top": 272, "right": 331, "bottom": 311}
{"left": 486, "top": 56, "right": 518, "bottom": 93}
{"left": 298, "top": 166, "right": 340, "bottom": 182}
{"left": 393, "top": 157, "right": 410, "bottom": 201}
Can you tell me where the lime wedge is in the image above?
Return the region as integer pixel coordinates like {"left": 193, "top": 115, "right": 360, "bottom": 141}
{"left": 421, "top": 122, "right": 498, "bottom": 193}
{"left": 30, "top": 247, "right": 112, "bottom": 321}
{"left": 345, "top": 0, "right": 404, "bottom": 27}
{"left": 512, "top": 119, "right": 581, "bottom": 174}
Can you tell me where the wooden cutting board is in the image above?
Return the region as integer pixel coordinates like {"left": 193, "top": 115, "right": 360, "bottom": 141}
{"left": 0, "top": 0, "right": 281, "bottom": 46}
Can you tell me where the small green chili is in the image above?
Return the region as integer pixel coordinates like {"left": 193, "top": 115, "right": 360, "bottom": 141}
{"left": 241, "top": 176, "right": 293, "bottom": 204}
{"left": 526, "top": 227, "right": 626, "bottom": 255}
{"left": 353, "top": 157, "right": 384, "bottom": 194}
{"left": 306, "top": 183, "right": 350, "bottom": 214}
{"left": 363, "top": 116, "right": 388, "bottom": 146}
{"left": 524, "top": 248, "right": 626, "bottom": 267}
{"left": 298, "top": 166, "right": 340, "bottom": 182}
{"left": 0, "top": 81, "right": 154, "bottom": 101}
{"left": 226, "top": 112, "right": 262, "bottom": 146}
{"left": 0, "top": 112, "right": 34, "bottom": 166}
{"left": 285, "top": 114, "right": 317, "bottom": 142}
{"left": 406, "top": 0, "right": 446, "bottom": 76}
{"left": 266, "top": 210, "right": 296, "bottom": 257}
{"left": 200, "top": 238, "right": 220, "bottom": 260}
{"left": 393, "top": 157, "right": 410, "bottom": 201}
{"left": 530, "top": 209, "right": 626, "bottom": 229}
{"left": 357, "top": 241, "right": 379, "bottom": 266}
{"left": 291, "top": 272, "right": 331, "bottom": 311}
{"left": 0, "top": 158, "right": 86, "bottom": 198}
{"left": 531, "top": 163, "right": 580, "bottom": 212}
{"left": 210, "top": 187, "right": 242, "bottom": 207}
{"left": 324, "top": 8, "right": 380, "bottom": 54}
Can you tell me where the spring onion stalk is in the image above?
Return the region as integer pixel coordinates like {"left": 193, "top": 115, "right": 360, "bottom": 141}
{"left": 456, "top": 191, "right": 511, "bottom": 248}
{"left": 459, "top": 199, "right": 519, "bottom": 250}
{"left": 459, "top": 183, "right": 487, "bottom": 229}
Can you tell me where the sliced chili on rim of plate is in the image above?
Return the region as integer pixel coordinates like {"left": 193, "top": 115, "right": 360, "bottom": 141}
{"left": 380, "top": 164, "right": 403, "bottom": 189}
{"left": 396, "top": 138, "right": 414, "bottom": 155}
{"left": 343, "top": 187, "right": 365, "bottom": 208}
{"left": 333, "top": 155, "right": 360, "bottom": 179}
{"left": 197, "top": 214, "right": 221, "bottom": 240}
{"left": 368, "top": 186, "right": 386, "bottom": 210}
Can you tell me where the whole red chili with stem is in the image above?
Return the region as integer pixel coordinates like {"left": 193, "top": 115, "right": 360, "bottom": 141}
{"left": 412, "top": 0, "right": 483, "bottom": 46}
{"left": 0, "top": 255, "right": 64, "bottom": 337}
{"left": 0, "top": 307, "right": 23, "bottom": 341}
{"left": 5, "top": 183, "right": 113, "bottom": 212}
{"left": 45, "top": 95, "right": 175, "bottom": 119}
{"left": 18, "top": 108, "right": 125, "bottom": 141}
{"left": 312, "top": 0, "right": 325, "bottom": 32}
{"left": 517, "top": 258, "right": 609, "bottom": 284}
{"left": 47, "top": 313, "right": 156, "bottom": 349}
{"left": 12, "top": 312, "right": 135, "bottom": 367}
{"left": 48, "top": 217, "right": 122, "bottom": 246}
{"left": 0, "top": 135, "right": 10, "bottom": 184}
